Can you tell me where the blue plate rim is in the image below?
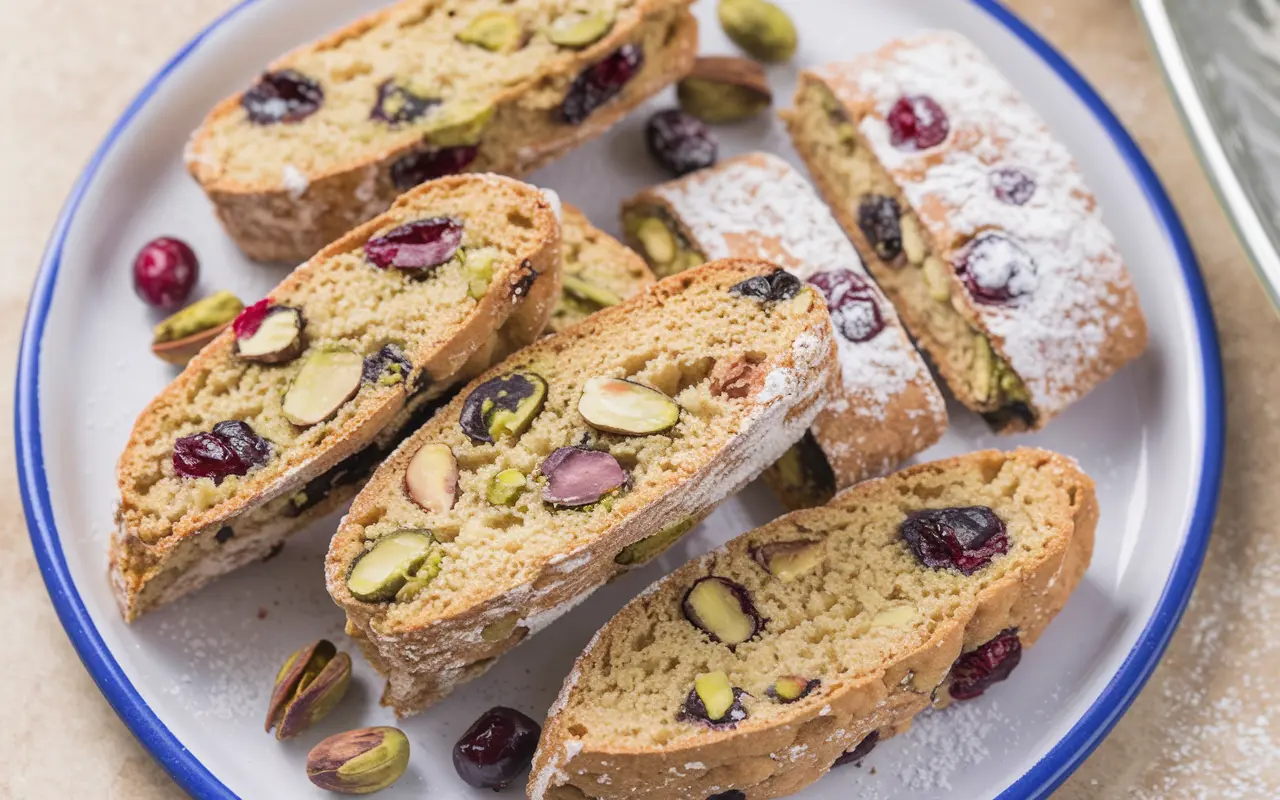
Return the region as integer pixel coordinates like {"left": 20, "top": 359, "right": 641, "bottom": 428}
{"left": 14, "top": 1, "right": 1224, "bottom": 798}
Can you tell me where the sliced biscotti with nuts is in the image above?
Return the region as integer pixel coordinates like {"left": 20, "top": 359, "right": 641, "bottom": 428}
{"left": 530, "top": 448, "right": 1096, "bottom": 800}
{"left": 110, "top": 175, "right": 561, "bottom": 622}
{"left": 621, "top": 153, "right": 946, "bottom": 507}
{"left": 325, "top": 259, "right": 838, "bottom": 717}
{"left": 186, "top": 0, "right": 698, "bottom": 263}
{"left": 550, "top": 204, "right": 655, "bottom": 334}
{"left": 784, "top": 31, "right": 1148, "bottom": 433}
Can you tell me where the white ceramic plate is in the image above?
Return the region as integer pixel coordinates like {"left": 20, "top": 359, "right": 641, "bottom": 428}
{"left": 17, "top": 1, "right": 1224, "bottom": 798}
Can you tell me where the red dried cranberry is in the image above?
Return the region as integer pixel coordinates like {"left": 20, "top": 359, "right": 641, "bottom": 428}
{"left": 370, "top": 79, "right": 438, "bottom": 125}
{"left": 452, "top": 706, "right": 541, "bottom": 790}
{"left": 232, "top": 299, "right": 271, "bottom": 338}
{"left": 954, "top": 231, "right": 1037, "bottom": 305}
{"left": 807, "top": 270, "right": 885, "bottom": 343}
{"left": 900, "top": 506, "right": 1008, "bottom": 574}
{"left": 559, "top": 44, "right": 643, "bottom": 125}
{"left": 887, "top": 95, "right": 949, "bottom": 151}
{"left": 172, "top": 432, "right": 249, "bottom": 483}
{"left": 990, "top": 166, "right": 1036, "bottom": 205}
{"left": 211, "top": 421, "right": 272, "bottom": 467}
{"left": 949, "top": 628, "right": 1022, "bottom": 700}
{"left": 730, "top": 270, "right": 802, "bottom": 303}
{"left": 645, "top": 109, "right": 717, "bottom": 176}
{"left": 133, "top": 237, "right": 198, "bottom": 309}
{"left": 708, "top": 792, "right": 746, "bottom": 800}
{"left": 365, "top": 218, "right": 463, "bottom": 271}
{"left": 241, "top": 70, "right": 324, "bottom": 125}
{"left": 857, "top": 195, "right": 903, "bottom": 262}
{"left": 361, "top": 344, "right": 413, "bottom": 385}
{"left": 832, "top": 731, "right": 879, "bottom": 768}
{"left": 390, "top": 145, "right": 479, "bottom": 190}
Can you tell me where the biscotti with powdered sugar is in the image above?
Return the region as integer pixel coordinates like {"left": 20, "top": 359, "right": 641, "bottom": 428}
{"left": 110, "top": 174, "right": 561, "bottom": 622}
{"left": 530, "top": 448, "right": 1096, "bottom": 800}
{"left": 186, "top": 0, "right": 697, "bottom": 263}
{"left": 325, "top": 259, "right": 837, "bottom": 717}
{"left": 621, "top": 153, "right": 946, "bottom": 508}
{"left": 550, "top": 204, "right": 655, "bottom": 334}
{"left": 784, "top": 31, "right": 1147, "bottom": 432}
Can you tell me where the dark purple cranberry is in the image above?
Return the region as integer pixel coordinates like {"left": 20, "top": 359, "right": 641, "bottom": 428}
{"left": 990, "top": 166, "right": 1036, "bottom": 205}
{"left": 857, "top": 195, "right": 903, "bottom": 262}
{"left": 172, "top": 432, "right": 249, "bottom": 483}
{"left": 133, "top": 237, "right": 198, "bottom": 309}
{"left": 681, "top": 577, "right": 765, "bottom": 647}
{"left": 832, "top": 731, "right": 879, "bottom": 768}
{"left": 677, "top": 685, "right": 750, "bottom": 728}
{"left": 886, "top": 94, "right": 949, "bottom": 151}
{"left": 452, "top": 706, "right": 541, "bottom": 790}
{"left": 730, "top": 270, "right": 802, "bottom": 303}
{"left": 807, "top": 270, "right": 885, "bottom": 343}
{"left": 370, "top": 79, "right": 439, "bottom": 125}
{"left": 390, "top": 145, "right": 479, "bottom": 190}
{"left": 241, "top": 69, "right": 324, "bottom": 125}
{"left": 215, "top": 526, "right": 235, "bottom": 544}
{"left": 365, "top": 218, "right": 463, "bottom": 271}
{"left": 954, "top": 231, "right": 1037, "bottom": 305}
{"left": 211, "top": 421, "right": 272, "bottom": 468}
{"left": 949, "top": 629, "right": 1022, "bottom": 700}
{"left": 232, "top": 298, "right": 271, "bottom": 338}
{"left": 900, "top": 506, "right": 1008, "bottom": 575}
{"left": 645, "top": 109, "right": 717, "bottom": 176}
{"left": 362, "top": 343, "right": 413, "bottom": 385}
{"left": 709, "top": 792, "right": 747, "bottom": 800}
{"left": 559, "top": 44, "right": 643, "bottom": 125}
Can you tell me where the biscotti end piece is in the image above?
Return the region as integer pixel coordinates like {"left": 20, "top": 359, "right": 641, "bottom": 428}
{"left": 783, "top": 31, "right": 1148, "bottom": 434}
{"left": 110, "top": 174, "right": 561, "bottom": 621}
{"left": 621, "top": 152, "right": 947, "bottom": 506}
{"left": 530, "top": 448, "right": 1096, "bottom": 800}
{"left": 325, "top": 259, "right": 839, "bottom": 716}
{"left": 550, "top": 205, "right": 655, "bottom": 334}
{"left": 186, "top": 0, "right": 698, "bottom": 263}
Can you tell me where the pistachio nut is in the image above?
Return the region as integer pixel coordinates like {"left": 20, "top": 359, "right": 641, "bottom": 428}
{"left": 971, "top": 334, "right": 994, "bottom": 403}
{"left": 922, "top": 255, "right": 952, "bottom": 303}
{"left": 718, "top": 0, "right": 798, "bottom": 63}
{"left": 347, "top": 530, "right": 439, "bottom": 602}
{"left": 629, "top": 215, "right": 677, "bottom": 267}
{"left": 151, "top": 291, "right": 244, "bottom": 365}
{"left": 614, "top": 516, "right": 699, "bottom": 566}
{"left": 481, "top": 611, "right": 523, "bottom": 642}
{"left": 677, "top": 56, "right": 772, "bottom": 123}
{"left": 265, "top": 639, "right": 352, "bottom": 740}
{"left": 424, "top": 100, "right": 496, "bottom": 148}
{"left": 394, "top": 547, "right": 444, "bottom": 603}
{"left": 546, "top": 9, "right": 614, "bottom": 49}
{"left": 486, "top": 468, "right": 527, "bottom": 506}
{"left": 562, "top": 273, "right": 623, "bottom": 309}
{"left": 457, "top": 10, "right": 524, "bottom": 53}
{"left": 282, "top": 348, "right": 364, "bottom": 427}
{"left": 307, "top": 726, "right": 410, "bottom": 794}
{"left": 464, "top": 248, "right": 499, "bottom": 299}
{"left": 900, "top": 213, "right": 927, "bottom": 266}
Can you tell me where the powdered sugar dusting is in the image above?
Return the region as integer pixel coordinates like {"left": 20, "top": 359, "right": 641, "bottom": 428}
{"left": 816, "top": 31, "right": 1142, "bottom": 417}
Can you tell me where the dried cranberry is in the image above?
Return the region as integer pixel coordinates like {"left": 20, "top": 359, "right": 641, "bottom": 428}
{"left": 730, "top": 270, "right": 802, "bottom": 303}
{"left": 807, "top": 270, "right": 885, "bottom": 343}
{"left": 559, "top": 44, "right": 643, "bottom": 125}
{"left": 173, "top": 432, "right": 249, "bottom": 483}
{"left": 211, "top": 421, "right": 272, "bottom": 467}
{"left": 954, "top": 231, "right": 1037, "bottom": 305}
{"left": 990, "top": 166, "right": 1036, "bottom": 205}
{"left": 645, "top": 109, "right": 717, "bottom": 176}
{"left": 232, "top": 299, "right": 271, "bottom": 338}
{"left": 361, "top": 344, "right": 413, "bottom": 385}
{"left": 900, "top": 506, "right": 1008, "bottom": 574}
{"left": 133, "top": 237, "right": 198, "bottom": 309}
{"left": 708, "top": 793, "right": 747, "bottom": 800}
{"left": 677, "top": 685, "right": 750, "bottom": 729}
{"left": 241, "top": 69, "right": 324, "bottom": 125}
{"left": 389, "top": 145, "right": 479, "bottom": 190}
{"left": 832, "top": 731, "right": 879, "bottom": 768}
{"left": 365, "top": 218, "right": 463, "bottom": 271}
{"left": 949, "top": 629, "right": 1022, "bottom": 700}
{"left": 452, "top": 706, "right": 541, "bottom": 790}
{"left": 370, "top": 79, "right": 438, "bottom": 125}
{"left": 857, "top": 195, "right": 902, "bottom": 262}
{"left": 886, "top": 94, "right": 949, "bottom": 151}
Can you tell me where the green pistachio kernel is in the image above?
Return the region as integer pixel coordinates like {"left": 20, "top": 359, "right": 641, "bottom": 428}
{"left": 562, "top": 273, "right": 623, "bottom": 309}
{"left": 614, "top": 516, "right": 700, "bottom": 566}
{"left": 464, "top": 248, "right": 500, "bottom": 299}
{"left": 347, "top": 530, "right": 438, "bottom": 603}
{"left": 424, "top": 100, "right": 496, "bottom": 147}
{"left": 152, "top": 291, "right": 244, "bottom": 344}
{"left": 457, "top": 11, "right": 523, "bottom": 52}
{"left": 487, "top": 468, "right": 527, "bottom": 506}
{"left": 546, "top": 9, "right": 615, "bottom": 48}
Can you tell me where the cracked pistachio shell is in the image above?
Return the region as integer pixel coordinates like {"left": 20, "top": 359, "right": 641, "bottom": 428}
{"left": 266, "top": 640, "right": 352, "bottom": 739}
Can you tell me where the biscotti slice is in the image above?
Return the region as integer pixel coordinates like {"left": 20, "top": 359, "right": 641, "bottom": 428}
{"left": 621, "top": 153, "right": 946, "bottom": 508}
{"left": 186, "top": 0, "right": 697, "bottom": 263}
{"left": 530, "top": 448, "right": 1096, "bottom": 800}
{"left": 550, "top": 204, "right": 655, "bottom": 334}
{"left": 784, "top": 31, "right": 1148, "bottom": 433}
{"left": 325, "top": 259, "right": 838, "bottom": 717}
{"left": 110, "top": 175, "right": 561, "bottom": 622}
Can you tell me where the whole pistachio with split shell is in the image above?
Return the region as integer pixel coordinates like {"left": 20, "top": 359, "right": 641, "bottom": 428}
{"left": 677, "top": 57, "right": 772, "bottom": 123}
{"left": 307, "top": 726, "right": 410, "bottom": 794}
{"left": 265, "top": 639, "right": 352, "bottom": 739}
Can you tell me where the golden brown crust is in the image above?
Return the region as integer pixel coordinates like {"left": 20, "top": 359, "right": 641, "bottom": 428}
{"left": 531, "top": 448, "right": 1096, "bottom": 799}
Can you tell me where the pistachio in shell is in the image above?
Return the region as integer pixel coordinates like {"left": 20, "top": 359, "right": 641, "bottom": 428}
{"left": 677, "top": 56, "right": 772, "bottom": 123}
{"left": 457, "top": 10, "right": 524, "bottom": 53}
{"left": 546, "top": 9, "right": 614, "bottom": 48}
{"left": 718, "top": 0, "right": 798, "bottom": 63}
{"left": 265, "top": 639, "right": 352, "bottom": 739}
{"left": 459, "top": 371, "right": 548, "bottom": 443}
{"left": 151, "top": 291, "right": 244, "bottom": 365}
{"left": 307, "top": 726, "right": 410, "bottom": 794}
{"left": 347, "top": 530, "right": 439, "bottom": 602}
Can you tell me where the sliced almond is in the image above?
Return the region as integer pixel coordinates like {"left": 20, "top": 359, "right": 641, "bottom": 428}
{"left": 578, "top": 377, "right": 680, "bottom": 435}
{"left": 405, "top": 443, "right": 458, "bottom": 513}
{"left": 283, "top": 348, "right": 363, "bottom": 426}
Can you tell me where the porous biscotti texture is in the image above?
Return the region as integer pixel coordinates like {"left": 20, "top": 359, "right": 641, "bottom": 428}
{"left": 550, "top": 204, "right": 655, "bottom": 334}
{"left": 784, "top": 31, "right": 1147, "bottom": 433}
{"left": 325, "top": 259, "right": 838, "bottom": 716}
{"left": 530, "top": 448, "right": 1096, "bottom": 800}
{"left": 110, "top": 174, "right": 561, "bottom": 622}
{"left": 186, "top": 0, "right": 697, "bottom": 263}
{"left": 621, "top": 153, "right": 947, "bottom": 505}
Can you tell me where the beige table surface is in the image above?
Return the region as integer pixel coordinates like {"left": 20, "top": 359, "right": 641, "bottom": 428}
{"left": 1, "top": 0, "right": 1275, "bottom": 797}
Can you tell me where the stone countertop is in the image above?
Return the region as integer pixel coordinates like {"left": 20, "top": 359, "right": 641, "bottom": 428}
{"left": 0, "top": 0, "right": 1274, "bottom": 797}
